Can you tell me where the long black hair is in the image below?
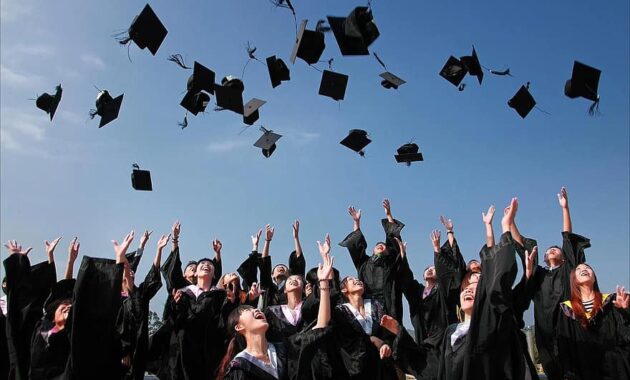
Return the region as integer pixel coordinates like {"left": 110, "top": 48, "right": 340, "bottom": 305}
{"left": 216, "top": 305, "right": 254, "bottom": 379}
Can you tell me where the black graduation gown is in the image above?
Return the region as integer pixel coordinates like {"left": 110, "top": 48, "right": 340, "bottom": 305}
{"left": 161, "top": 247, "right": 222, "bottom": 290}
{"left": 525, "top": 232, "right": 590, "bottom": 380}
{"left": 4, "top": 254, "right": 56, "bottom": 380}
{"left": 338, "top": 219, "right": 406, "bottom": 322}
{"left": 167, "top": 286, "right": 227, "bottom": 380}
{"left": 556, "top": 294, "right": 630, "bottom": 380}
{"left": 237, "top": 251, "right": 262, "bottom": 291}
{"left": 29, "top": 278, "right": 75, "bottom": 380}
{"left": 65, "top": 256, "right": 124, "bottom": 380}
{"left": 332, "top": 298, "right": 397, "bottom": 380}
{"left": 224, "top": 327, "right": 332, "bottom": 380}
{"left": 0, "top": 310, "right": 9, "bottom": 380}
{"left": 258, "top": 252, "right": 306, "bottom": 308}
{"left": 118, "top": 264, "right": 163, "bottom": 380}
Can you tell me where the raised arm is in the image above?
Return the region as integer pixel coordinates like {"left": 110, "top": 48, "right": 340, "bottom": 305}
{"left": 292, "top": 220, "right": 303, "bottom": 258}
{"left": 139, "top": 229, "right": 152, "bottom": 252}
{"left": 45, "top": 237, "right": 62, "bottom": 264}
{"left": 558, "top": 187, "right": 572, "bottom": 233}
{"left": 212, "top": 239, "right": 223, "bottom": 281}
{"left": 171, "top": 220, "right": 180, "bottom": 251}
{"left": 482, "top": 205, "right": 496, "bottom": 248}
{"left": 261, "top": 224, "right": 274, "bottom": 258}
{"left": 314, "top": 235, "right": 334, "bottom": 329}
{"left": 439, "top": 216, "right": 455, "bottom": 248}
{"left": 154, "top": 234, "right": 170, "bottom": 269}
{"left": 65, "top": 237, "right": 80, "bottom": 279}
{"left": 340, "top": 206, "right": 369, "bottom": 269}
{"left": 383, "top": 199, "right": 394, "bottom": 224}
{"left": 289, "top": 220, "right": 306, "bottom": 276}
{"left": 350, "top": 206, "right": 361, "bottom": 232}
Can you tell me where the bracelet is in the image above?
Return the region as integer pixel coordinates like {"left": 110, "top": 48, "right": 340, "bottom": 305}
{"left": 265, "top": 239, "right": 271, "bottom": 242}
{"left": 319, "top": 287, "right": 330, "bottom": 291}
{"left": 447, "top": 231, "right": 454, "bottom": 235}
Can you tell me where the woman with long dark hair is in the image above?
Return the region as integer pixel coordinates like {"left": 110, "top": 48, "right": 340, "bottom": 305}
{"left": 556, "top": 263, "right": 630, "bottom": 380}
{"left": 217, "top": 239, "right": 334, "bottom": 380}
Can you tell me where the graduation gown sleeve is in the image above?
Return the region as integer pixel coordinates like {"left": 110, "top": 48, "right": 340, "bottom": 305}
{"left": 237, "top": 251, "right": 262, "bottom": 290}
{"left": 338, "top": 229, "right": 369, "bottom": 271}
{"left": 288, "top": 251, "right": 306, "bottom": 277}
{"left": 160, "top": 247, "right": 188, "bottom": 292}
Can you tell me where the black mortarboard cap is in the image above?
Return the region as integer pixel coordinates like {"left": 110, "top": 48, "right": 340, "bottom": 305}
{"left": 215, "top": 76, "right": 245, "bottom": 114}
{"left": 508, "top": 85, "right": 536, "bottom": 119}
{"left": 290, "top": 20, "right": 326, "bottom": 65}
{"left": 319, "top": 70, "right": 349, "bottom": 101}
{"left": 379, "top": 72, "right": 405, "bottom": 90}
{"left": 125, "top": 4, "right": 168, "bottom": 55}
{"left": 243, "top": 98, "right": 266, "bottom": 126}
{"left": 187, "top": 62, "right": 215, "bottom": 95}
{"left": 266, "top": 55, "right": 291, "bottom": 88}
{"left": 180, "top": 91, "right": 210, "bottom": 115}
{"left": 131, "top": 164, "right": 152, "bottom": 191}
{"left": 395, "top": 143, "right": 424, "bottom": 165}
{"left": 36, "top": 84, "right": 62, "bottom": 121}
{"left": 327, "top": 7, "right": 379, "bottom": 56}
{"left": 564, "top": 61, "right": 601, "bottom": 102}
{"left": 439, "top": 56, "right": 468, "bottom": 87}
{"left": 460, "top": 46, "right": 483, "bottom": 85}
{"left": 254, "top": 128, "right": 282, "bottom": 158}
{"left": 340, "top": 129, "right": 371, "bottom": 155}
{"left": 93, "top": 90, "right": 124, "bottom": 128}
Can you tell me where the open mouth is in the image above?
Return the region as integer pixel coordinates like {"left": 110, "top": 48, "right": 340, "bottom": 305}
{"left": 464, "top": 295, "right": 474, "bottom": 301}
{"left": 254, "top": 310, "right": 266, "bottom": 321}
{"left": 579, "top": 270, "right": 590, "bottom": 276}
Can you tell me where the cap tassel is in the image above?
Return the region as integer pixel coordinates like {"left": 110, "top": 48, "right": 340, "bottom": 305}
{"left": 88, "top": 109, "right": 98, "bottom": 119}
{"left": 588, "top": 97, "right": 600, "bottom": 116}
{"left": 315, "top": 20, "right": 331, "bottom": 33}
{"left": 178, "top": 115, "right": 188, "bottom": 129}
{"left": 490, "top": 68, "right": 512, "bottom": 77}
{"left": 458, "top": 83, "right": 466, "bottom": 91}
{"left": 167, "top": 54, "right": 191, "bottom": 69}
{"left": 373, "top": 52, "right": 387, "bottom": 70}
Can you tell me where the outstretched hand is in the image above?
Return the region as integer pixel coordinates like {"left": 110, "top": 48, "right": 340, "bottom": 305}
{"left": 525, "top": 246, "right": 537, "bottom": 280}
{"left": 502, "top": 198, "right": 518, "bottom": 231}
{"left": 113, "top": 231, "right": 134, "bottom": 262}
{"left": 440, "top": 215, "right": 453, "bottom": 232}
{"left": 140, "top": 230, "right": 153, "bottom": 249}
{"left": 430, "top": 230, "right": 441, "bottom": 252}
{"left": 248, "top": 282, "right": 262, "bottom": 301}
{"left": 380, "top": 315, "right": 401, "bottom": 335}
{"left": 348, "top": 206, "right": 361, "bottom": 222}
{"left": 157, "top": 234, "right": 170, "bottom": 250}
{"left": 614, "top": 286, "right": 629, "bottom": 309}
{"left": 317, "top": 253, "right": 334, "bottom": 281}
{"left": 68, "top": 237, "right": 80, "bottom": 262}
{"left": 4, "top": 240, "right": 32, "bottom": 256}
{"left": 212, "top": 239, "right": 222, "bottom": 255}
{"left": 382, "top": 199, "right": 392, "bottom": 216}
{"left": 482, "top": 205, "right": 495, "bottom": 225}
{"left": 557, "top": 187, "right": 569, "bottom": 209}
{"left": 251, "top": 229, "right": 262, "bottom": 248}
{"left": 45, "top": 237, "right": 62, "bottom": 256}
{"left": 172, "top": 220, "right": 181, "bottom": 240}
{"left": 317, "top": 234, "right": 331, "bottom": 258}
{"left": 394, "top": 237, "right": 407, "bottom": 258}
{"left": 265, "top": 224, "right": 275, "bottom": 241}
{"left": 292, "top": 220, "right": 300, "bottom": 239}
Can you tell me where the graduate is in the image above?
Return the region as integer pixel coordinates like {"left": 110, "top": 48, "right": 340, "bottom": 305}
{"left": 338, "top": 199, "right": 407, "bottom": 322}
{"left": 217, "top": 244, "right": 335, "bottom": 380}
{"left": 383, "top": 198, "right": 538, "bottom": 380}
{"left": 517, "top": 187, "right": 591, "bottom": 380}
{"left": 117, "top": 232, "right": 169, "bottom": 380}
{"left": 4, "top": 238, "right": 58, "bottom": 380}
{"left": 555, "top": 263, "right": 630, "bottom": 380}
{"left": 29, "top": 237, "right": 80, "bottom": 380}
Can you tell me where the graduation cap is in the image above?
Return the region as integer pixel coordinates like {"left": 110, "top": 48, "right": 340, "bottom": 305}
{"left": 340, "top": 129, "right": 371, "bottom": 156}
{"left": 187, "top": 62, "right": 215, "bottom": 95}
{"left": 508, "top": 84, "right": 536, "bottom": 119}
{"left": 254, "top": 127, "right": 282, "bottom": 158}
{"left": 266, "top": 55, "right": 291, "bottom": 88}
{"left": 180, "top": 91, "right": 210, "bottom": 115}
{"left": 395, "top": 143, "right": 424, "bottom": 165}
{"left": 90, "top": 90, "right": 124, "bottom": 128}
{"left": 439, "top": 56, "right": 468, "bottom": 87}
{"left": 131, "top": 163, "right": 152, "bottom": 191}
{"left": 319, "top": 70, "right": 349, "bottom": 101}
{"left": 564, "top": 61, "right": 601, "bottom": 114}
{"left": 460, "top": 46, "right": 483, "bottom": 85}
{"left": 120, "top": 4, "right": 168, "bottom": 56}
{"left": 243, "top": 98, "right": 266, "bottom": 125}
{"left": 380, "top": 72, "right": 406, "bottom": 90}
{"left": 290, "top": 20, "right": 326, "bottom": 65}
{"left": 35, "top": 84, "right": 62, "bottom": 121}
{"left": 327, "top": 7, "right": 380, "bottom": 56}
{"left": 215, "top": 76, "right": 245, "bottom": 115}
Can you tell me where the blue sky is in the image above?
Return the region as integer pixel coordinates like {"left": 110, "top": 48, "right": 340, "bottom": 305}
{"left": 1, "top": 0, "right": 628, "bottom": 326}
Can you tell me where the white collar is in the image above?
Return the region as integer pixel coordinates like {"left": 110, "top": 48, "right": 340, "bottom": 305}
{"left": 344, "top": 299, "right": 373, "bottom": 335}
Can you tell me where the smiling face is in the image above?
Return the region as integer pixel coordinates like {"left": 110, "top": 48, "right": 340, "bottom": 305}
{"left": 184, "top": 264, "right": 197, "bottom": 283}
{"left": 196, "top": 260, "right": 215, "bottom": 281}
{"left": 459, "top": 282, "right": 478, "bottom": 316}
{"left": 272, "top": 265, "right": 288, "bottom": 282}
{"left": 545, "top": 246, "right": 565, "bottom": 266}
{"left": 423, "top": 266, "right": 436, "bottom": 282}
{"left": 284, "top": 275, "right": 303, "bottom": 293}
{"left": 372, "top": 242, "right": 388, "bottom": 255}
{"left": 234, "top": 307, "right": 269, "bottom": 335}
{"left": 467, "top": 260, "right": 481, "bottom": 273}
{"left": 574, "top": 264, "right": 595, "bottom": 287}
{"left": 341, "top": 276, "right": 365, "bottom": 298}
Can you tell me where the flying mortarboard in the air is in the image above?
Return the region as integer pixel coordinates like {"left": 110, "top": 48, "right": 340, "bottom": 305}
{"left": 117, "top": 4, "right": 168, "bottom": 56}
{"left": 35, "top": 84, "right": 63, "bottom": 121}
{"left": 89, "top": 89, "right": 124, "bottom": 128}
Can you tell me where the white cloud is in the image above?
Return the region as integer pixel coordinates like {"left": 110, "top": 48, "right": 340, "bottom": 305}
{"left": 80, "top": 54, "right": 106, "bottom": 70}
{"left": 59, "top": 110, "right": 85, "bottom": 125}
{"left": 3, "top": 110, "right": 47, "bottom": 141}
{"left": 6, "top": 44, "right": 55, "bottom": 57}
{"left": 286, "top": 131, "right": 320, "bottom": 145}
{"left": 0, "top": 64, "right": 44, "bottom": 89}
{"left": 207, "top": 140, "right": 249, "bottom": 152}
{"left": 0, "top": 129, "right": 22, "bottom": 151}
{"left": 1, "top": 0, "right": 32, "bottom": 23}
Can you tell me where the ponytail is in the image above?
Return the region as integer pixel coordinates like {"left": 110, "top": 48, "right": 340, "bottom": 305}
{"left": 216, "top": 337, "right": 238, "bottom": 380}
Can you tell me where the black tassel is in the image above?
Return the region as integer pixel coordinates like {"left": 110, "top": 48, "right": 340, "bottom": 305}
{"left": 328, "top": 58, "right": 334, "bottom": 70}
{"left": 373, "top": 52, "right": 387, "bottom": 70}
{"left": 167, "top": 54, "right": 191, "bottom": 69}
{"left": 178, "top": 115, "right": 188, "bottom": 129}
{"left": 588, "top": 98, "right": 600, "bottom": 116}
{"left": 246, "top": 42, "right": 257, "bottom": 60}
{"left": 88, "top": 109, "right": 98, "bottom": 119}
{"left": 458, "top": 83, "right": 466, "bottom": 91}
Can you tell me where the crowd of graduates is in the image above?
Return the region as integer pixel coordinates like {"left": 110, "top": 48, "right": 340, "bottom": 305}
{"left": 1, "top": 188, "right": 629, "bottom": 380}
